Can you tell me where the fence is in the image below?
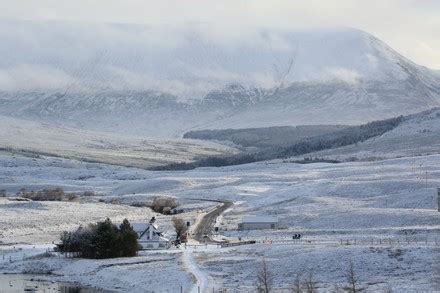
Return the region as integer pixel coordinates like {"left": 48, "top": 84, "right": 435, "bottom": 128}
{"left": 220, "top": 240, "right": 256, "bottom": 248}
{"left": 257, "top": 237, "right": 440, "bottom": 247}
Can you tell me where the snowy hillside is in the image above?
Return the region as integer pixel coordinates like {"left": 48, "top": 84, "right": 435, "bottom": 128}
{"left": 1, "top": 21, "right": 440, "bottom": 136}
{"left": 0, "top": 115, "right": 237, "bottom": 168}
{"left": 294, "top": 107, "right": 440, "bottom": 161}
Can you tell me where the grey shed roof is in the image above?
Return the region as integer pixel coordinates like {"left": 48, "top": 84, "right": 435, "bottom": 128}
{"left": 241, "top": 216, "right": 278, "bottom": 223}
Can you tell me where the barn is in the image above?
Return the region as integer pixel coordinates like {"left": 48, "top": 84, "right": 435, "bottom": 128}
{"left": 238, "top": 216, "right": 279, "bottom": 230}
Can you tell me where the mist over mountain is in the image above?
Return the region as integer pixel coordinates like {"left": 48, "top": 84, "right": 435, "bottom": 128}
{"left": 1, "top": 21, "right": 439, "bottom": 137}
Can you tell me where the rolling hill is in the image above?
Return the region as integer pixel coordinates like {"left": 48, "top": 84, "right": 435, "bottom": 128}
{"left": 0, "top": 115, "right": 237, "bottom": 168}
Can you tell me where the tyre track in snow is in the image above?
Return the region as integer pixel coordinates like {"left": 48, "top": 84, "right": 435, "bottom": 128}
{"left": 193, "top": 200, "right": 233, "bottom": 243}
{"left": 183, "top": 250, "right": 209, "bottom": 293}
{"left": 184, "top": 200, "right": 233, "bottom": 292}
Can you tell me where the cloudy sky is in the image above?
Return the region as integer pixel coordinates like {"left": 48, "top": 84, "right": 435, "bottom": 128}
{"left": 1, "top": 0, "right": 439, "bottom": 69}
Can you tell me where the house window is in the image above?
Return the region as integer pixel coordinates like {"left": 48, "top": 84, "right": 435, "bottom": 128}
{"left": 271, "top": 224, "right": 275, "bottom": 229}
{"left": 159, "top": 243, "right": 165, "bottom": 248}
{"left": 147, "top": 244, "right": 154, "bottom": 248}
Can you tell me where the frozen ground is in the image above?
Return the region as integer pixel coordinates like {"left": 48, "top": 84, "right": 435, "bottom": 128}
{"left": 1, "top": 153, "right": 440, "bottom": 291}
{"left": 1, "top": 249, "right": 192, "bottom": 292}
{"left": 0, "top": 115, "right": 237, "bottom": 168}
{"left": 194, "top": 243, "right": 440, "bottom": 292}
{"left": 0, "top": 198, "right": 154, "bottom": 244}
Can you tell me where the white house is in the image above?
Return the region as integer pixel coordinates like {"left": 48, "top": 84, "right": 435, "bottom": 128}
{"left": 238, "top": 216, "right": 279, "bottom": 230}
{"left": 132, "top": 217, "right": 171, "bottom": 250}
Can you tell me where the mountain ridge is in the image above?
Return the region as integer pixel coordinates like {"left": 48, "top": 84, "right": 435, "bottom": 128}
{"left": 1, "top": 22, "right": 440, "bottom": 137}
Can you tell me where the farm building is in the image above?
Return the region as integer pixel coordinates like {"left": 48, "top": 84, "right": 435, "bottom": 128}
{"left": 238, "top": 216, "right": 279, "bottom": 230}
{"left": 132, "top": 217, "right": 171, "bottom": 250}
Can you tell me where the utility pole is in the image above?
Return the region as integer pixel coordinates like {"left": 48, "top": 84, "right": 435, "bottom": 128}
{"left": 438, "top": 188, "right": 440, "bottom": 212}
{"left": 425, "top": 171, "right": 428, "bottom": 188}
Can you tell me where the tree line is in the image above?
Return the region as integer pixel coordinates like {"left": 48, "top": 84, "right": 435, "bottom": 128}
{"left": 153, "top": 115, "right": 404, "bottom": 170}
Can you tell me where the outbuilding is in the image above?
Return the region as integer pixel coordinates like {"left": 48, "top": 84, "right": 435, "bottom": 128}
{"left": 238, "top": 216, "right": 279, "bottom": 230}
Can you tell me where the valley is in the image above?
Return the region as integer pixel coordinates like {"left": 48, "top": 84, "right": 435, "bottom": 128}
{"left": 1, "top": 153, "right": 439, "bottom": 291}
{"left": 1, "top": 17, "right": 440, "bottom": 293}
{"left": 0, "top": 115, "right": 237, "bottom": 168}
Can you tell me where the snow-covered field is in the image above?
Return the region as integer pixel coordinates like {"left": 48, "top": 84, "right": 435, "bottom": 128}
{"left": 0, "top": 115, "right": 237, "bottom": 168}
{"left": 0, "top": 198, "right": 155, "bottom": 244}
{"left": 1, "top": 250, "right": 193, "bottom": 292}
{"left": 1, "top": 153, "right": 440, "bottom": 291}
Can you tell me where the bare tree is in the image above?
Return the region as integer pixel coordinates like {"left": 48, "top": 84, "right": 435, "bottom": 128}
{"left": 384, "top": 283, "right": 393, "bottom": 293}
{"left": 333, "top": 284, "right": 343, "bottom": 292}
{"left": 172, "top": 217, "right": 188, "bottom": 240}
{"left": 346, "top": 258, "right": 358, "bottom": 293}
{"left": 292, "top": 272, "right": 302, "bottom": 293}
{"left": 305, "top": 270, "right": 316, "bottom": 293}
{"left": 256, "top": 258, "right": 273, "bottom": 293}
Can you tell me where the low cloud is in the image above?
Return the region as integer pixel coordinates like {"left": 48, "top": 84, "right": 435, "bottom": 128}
{"left": 316, "top": 67, "right": 363, "bottom": 85}
{"left": 0, "top": 64, "right": 75, "bottom": 92}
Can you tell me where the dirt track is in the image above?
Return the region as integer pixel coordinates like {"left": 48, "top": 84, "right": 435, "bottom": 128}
{"left": 193, "top": 200, "right": 233, "bottom": 243}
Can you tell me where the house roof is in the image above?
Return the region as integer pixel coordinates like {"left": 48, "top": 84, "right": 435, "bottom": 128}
{"left": 132, "top": 222, "right": 159, "bottom": 232}
{"left": 241, "top": 216, "right": 278, "bottom": 223}
{"left": 139, "top": 236, "right": 170, "bottom": 243}
{"left": 133, "top": 222, "right": 170, "bottom": 242}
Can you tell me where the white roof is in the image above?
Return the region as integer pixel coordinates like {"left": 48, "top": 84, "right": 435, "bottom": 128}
{"left": 241, "top": 216, "right": 278, "bottom": 223}
{"left": 132, "top": 223, "right": 148, "bottom": 231}
{"left": 132, "top": 222, "right": 159, "bottom": 232}
{"left": 139, "top": 236, "right": 170, "bottom": 243}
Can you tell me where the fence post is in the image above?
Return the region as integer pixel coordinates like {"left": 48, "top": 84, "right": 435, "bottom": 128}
{"left": 437, "top": 188, "right": 440, "bottom": 212}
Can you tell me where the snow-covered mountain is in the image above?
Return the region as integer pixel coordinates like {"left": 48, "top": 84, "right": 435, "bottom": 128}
{"left": 1, "top": 21, "right": 439, "bottom": 137}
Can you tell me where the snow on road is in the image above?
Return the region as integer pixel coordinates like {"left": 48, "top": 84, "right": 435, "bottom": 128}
{"left": 183, "top": 250, "right": 209, "bottom": 293}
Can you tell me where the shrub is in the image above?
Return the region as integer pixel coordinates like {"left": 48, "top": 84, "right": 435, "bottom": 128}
{"left": 152, "top": 196, "right": 178, "bottom": 214}
{"left": 65, "top": 192, "right": 79, "bottom": 201}
{"left": 18, "top": 187, "right": 78, "bottom": 201}
{"left": 130, "top": 201, "right": 150, "bottom": 208}
{"left": 57, "top": 218, "right": 139, "bottom": 259}
{"left": 82, "top": 191, "right": 96, "bottom": 197}
{"left": 110, "top": 198, "right": 120, "bottom": 205}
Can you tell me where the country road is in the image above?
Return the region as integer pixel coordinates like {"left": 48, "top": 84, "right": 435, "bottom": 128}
{"left": 193, "top": 200, "right": 233, "bottom": 243}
